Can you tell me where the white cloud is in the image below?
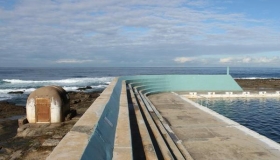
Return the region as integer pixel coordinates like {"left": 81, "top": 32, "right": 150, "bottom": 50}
{"left": 174, "top": 57, "right": 195, "bottom": 63}
{"left": 55, "top": 59, "right": 93, "bottom": 64}
{"left": 220, "top": 57, "right": 233, "bottom": 63}
{"left": 0, "top": 0, "right": 280, "bottom": 67}
{"left": 254, "top": 57, "right": 278, "bottom": 63}
{"left": 220, "top": 56, "right": 280, "bottom": 64}
{"left": 242, "top": 57, "right": 251, "bottom": 63}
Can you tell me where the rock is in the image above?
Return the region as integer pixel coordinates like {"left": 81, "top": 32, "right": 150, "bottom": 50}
{"left": 52, "top": 134, "right": 63, "bottom": 139}
{"left": 42, "top": 139, "right": 60, "bottom": 147}
{"left": 17, "top": 126, "right": 28, "bottom": 132}
{"left": 0, "top": 102, "right": 25, "bottom": 119}
{"left": 88, "top": 93, "right": 99, "bottom": 99}
{"left": 0, "top": 90, "right": 102, "bottom": 160}
{"left": 18, "top": 117, "right": 28, "bottom": 127}
{"left": 86, "top": 86, "right": 92, "bottom": 89}
{"left": 0, "top": 101, "right": 10, "bottom": 105}
{"left": 8, "top": 91, "right": 24, "bottom": 94}
{"left": 46, "top": 131, "right": 54, "bottom": 135}
{"left": 77, "top": 86, "right": 92, "bottom": 91}
{"left": 49, "top": 123, "right": 63, "bottom": 128}
{"left": 10, "top": 150, "right": 22, "bottom": 160}
{"left": 1, "top": 147, "right": 12, "bottom": 154}
{"left": 72, "top": 99, "right": 81, "bottom": 104}
{"left": 17, "top": 128, "right": 42, "bottom": 137}
{"left": 65, "top": 109, "right": 77, "bottom": 121}
{"left": 0, "top": 147, "right": 12, "bottom": 159}
{"left": 77, "top": 88, "right": 85, "bottom": 91}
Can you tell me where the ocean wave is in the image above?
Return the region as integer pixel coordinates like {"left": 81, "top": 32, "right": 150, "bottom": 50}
{"left": 0, "top": 84, "right": 108, "bottom": 103}
{"left": 71, "top": 75, "right": 87, "bottom": 78}
{"left": 0, "top": 97, "right": 12, "bottom": 101}
{"left": 2, "top": 77, "right": 113, "bottom": 85}
{"left": 24, "top": 88, "right": 36, "bottom": 93}
{"left": 62, "top": 85, "right": 108, "bottom": 91}
{"left": 0, "top": 80, "right": 8, "bottom": 85}
{"left": 0, "top": 95, "right": 12, "bottom": 101}
{"left": 0, "top": 84, "right": 109, "bottom": 94}
{"left": 0, "top": 92, "right": 13, "bottom": 101}
{"left": 62, "top": 86, "right": 79, "bottom": 91}
{"left": 94, "top": 85, "right": 108, "bottom": 88}
{"left": 0, "top": 89, "right": 24, "bottom": 94}
{"left": 0, "top": 88, "right": 36, "bottom": 94}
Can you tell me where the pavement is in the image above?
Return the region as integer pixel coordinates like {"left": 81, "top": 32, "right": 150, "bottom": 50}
{"left": 148, "top": 92, "right": 280, "bottom": 160}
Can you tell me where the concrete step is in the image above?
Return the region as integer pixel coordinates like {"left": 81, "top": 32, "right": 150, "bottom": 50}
{"left": 129, "top": 83, "right": 193, "bottom": 160}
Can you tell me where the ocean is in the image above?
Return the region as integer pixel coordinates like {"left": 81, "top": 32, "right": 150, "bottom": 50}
{"left": 1, "top": 67, "right": 280, "bottom": 105}
{"left": 1, "top": 67, "right": 280, "bottom": 143}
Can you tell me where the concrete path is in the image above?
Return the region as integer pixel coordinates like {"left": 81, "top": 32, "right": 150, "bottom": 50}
{"left": 148, "top": 92, "right": 280, "bottom": 160}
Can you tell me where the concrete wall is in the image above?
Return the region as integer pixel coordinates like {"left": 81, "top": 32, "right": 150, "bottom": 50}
{"left": 47, "top": 78, "right": 120, "bottom": 160}
{"left": 81, "top": 78, "right": 122, "bottom": 159}
{"left": 48, "top": 74, "right": 242, "bottom": 159}
{"left": 125, "top": 75, "right": 243, "bottom": 94}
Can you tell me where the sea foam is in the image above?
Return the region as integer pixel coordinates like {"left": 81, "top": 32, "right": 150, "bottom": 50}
{"left": 2, "top": 77, "right": 113, "bottom": 84}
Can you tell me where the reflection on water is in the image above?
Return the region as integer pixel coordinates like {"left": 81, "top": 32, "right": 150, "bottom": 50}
{"left": 194, "top": 98, "right": 280, "bottom": 143}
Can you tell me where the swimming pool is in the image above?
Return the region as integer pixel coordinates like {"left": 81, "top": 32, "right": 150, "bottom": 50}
{"left": 194, "top": 98, "right": 280, "bottom": 143}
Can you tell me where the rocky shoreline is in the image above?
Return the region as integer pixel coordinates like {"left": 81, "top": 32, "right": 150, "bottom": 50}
{"left": 235, "top": 79, "right": 280, "bottom": 91}
{"left": 1, "top": 79, "right": 280, "bottom": 159}
{"left": 0, "top": 91, "right": 101, "bottom": 160}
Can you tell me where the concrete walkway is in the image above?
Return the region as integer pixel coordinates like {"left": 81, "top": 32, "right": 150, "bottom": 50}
{"left": 148, "top": 92, "right": 280, "bottom": 160}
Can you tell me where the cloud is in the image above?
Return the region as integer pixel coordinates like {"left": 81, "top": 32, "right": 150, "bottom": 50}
{"left": 219, "top": 56, "right": 280, "bottom": 64}
{"left": 242, "top": 57, "right": 251, "bottom": 63}
{"left": 219, "top": 57, "right": 233, "bottom": 63}
{"left": 174, "top": 57, "right": 195, "bottom": 63}
{"left": 0, "top": 0, "right": 280, "bottom": 67}
{"left": 254, "top": 57, "right": 278, "bottom": 63}
{"left": 55, "top": 59, "right": 93, "bottom": 64}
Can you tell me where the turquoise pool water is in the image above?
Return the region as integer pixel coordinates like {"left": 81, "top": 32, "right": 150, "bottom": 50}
{"left": 195, "top": 98, "right": 280, "bottom": 143}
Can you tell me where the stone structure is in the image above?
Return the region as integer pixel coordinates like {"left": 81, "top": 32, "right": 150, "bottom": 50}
{"left": 26, "top": 86, "right": 70, "bottom": 123}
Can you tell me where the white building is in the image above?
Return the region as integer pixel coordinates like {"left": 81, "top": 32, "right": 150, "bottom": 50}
{"left": 26, "top": 86, "right": 70, "bottom": 123}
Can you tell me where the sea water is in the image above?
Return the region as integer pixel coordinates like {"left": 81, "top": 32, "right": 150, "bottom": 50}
{"left": 197, "top": 98, "right": 280, "bottom": 143}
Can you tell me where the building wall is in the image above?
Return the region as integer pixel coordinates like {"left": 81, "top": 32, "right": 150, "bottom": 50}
{"left": 26, "top": 98, "right": 36, "bottom": 123}
{"left": 26, "top": 86, "right": 69, "bottom": 123}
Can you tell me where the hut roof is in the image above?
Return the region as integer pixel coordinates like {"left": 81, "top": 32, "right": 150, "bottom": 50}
{"left": 27, "top": 86, "right": 69, "bottom": 102}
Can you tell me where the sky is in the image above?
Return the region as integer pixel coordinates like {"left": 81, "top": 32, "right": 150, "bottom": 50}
{"left": 0, "top": 0, "right": 279, "bottom": 67}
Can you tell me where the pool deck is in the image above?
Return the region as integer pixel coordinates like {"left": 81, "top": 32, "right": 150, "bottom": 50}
{"left": 148, "top": 92, "right": 280, "bottom": 160}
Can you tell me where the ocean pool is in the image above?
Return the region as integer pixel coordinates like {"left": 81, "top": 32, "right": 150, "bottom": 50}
{"left": 194, "top": 98, "right": 280, "bottom": 143}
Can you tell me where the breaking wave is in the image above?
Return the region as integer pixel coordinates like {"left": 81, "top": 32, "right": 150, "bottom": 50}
{"left": 0, "top": 77, "right": 113, "bottom": 103}
{"left": 2, "top": 77, "right": 113, "bottom": 85}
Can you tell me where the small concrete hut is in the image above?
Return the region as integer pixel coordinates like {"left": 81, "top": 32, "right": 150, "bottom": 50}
{"left": 26, "top": 86, "right": 70, "bottom": 123}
